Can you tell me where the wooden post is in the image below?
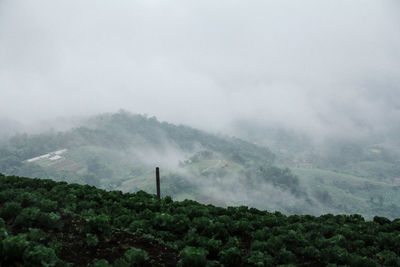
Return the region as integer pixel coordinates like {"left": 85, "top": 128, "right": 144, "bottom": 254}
{"left": 156, "top": 167, "right": 160, "bottom": 199}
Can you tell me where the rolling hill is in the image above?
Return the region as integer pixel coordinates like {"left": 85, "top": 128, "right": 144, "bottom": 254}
{"left": 1, "top": 111, "right": 400, "bottom": 218}
{"left": 0, "top": 111, "right": 313, "bottom": 215}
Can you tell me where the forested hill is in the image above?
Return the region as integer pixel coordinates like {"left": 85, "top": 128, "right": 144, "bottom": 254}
{"left": 2, "top": 111, "right": 400, "bottom": 218}
{"left": 0, "top": 111, "right": 311, "bottom": 214}
{"left": 0, "top": 111, "right": 274, "bottom": 168}
{"left": 1, "top": 174, "right": 399, "bottom": 266}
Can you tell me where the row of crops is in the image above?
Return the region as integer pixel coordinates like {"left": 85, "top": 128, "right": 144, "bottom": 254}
{"left": 1, "top": 173, "right": 400, "bottom": 266}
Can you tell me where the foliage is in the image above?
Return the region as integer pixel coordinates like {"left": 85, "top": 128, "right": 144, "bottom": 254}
{"left": 1, "top": 233, "right": 30, "bottom": 262}
{"left": 27, "top": 228, "right": 48, "bottom": 242}
{"left": 91, "top": 259, "right": 111, "bottom": 267}
{"left": 179, "top": 246, "right": 207, "bottom": 267}
{"left": 22, "top": 244, "right": 61, "bottom": 267}
{"left": 87, "top": 214, "right": 112, "bottom": 235}
{"left": 124, "top": 247, "right": 149, "bottom": 266}
{"left": 85, "top": 233, "right": 99, "bottom": 248}
{"left": 1, "top": 174, "right": 400, "bottom": 266}
{"left": 219, "top": 247, "right": 241, "bottom": 266}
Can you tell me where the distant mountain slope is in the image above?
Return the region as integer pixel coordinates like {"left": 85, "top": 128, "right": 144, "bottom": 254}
{"left": 2, "top": 111, "right": 400, "bottom": 218}
{"left": 0, "top": 118, "right": 22, "bottom": 142}
{"left": 0, "top": 111, "right": 315, "bottom": 214}
{"left": 231, "top": 120, "right": 400, "bottom": 219}
{"left": 0, "top": 111, "right": 274, "bottom": 165}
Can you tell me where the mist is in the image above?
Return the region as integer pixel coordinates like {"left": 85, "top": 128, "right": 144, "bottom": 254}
{"left": 1, "top": 0, "right": 400, "bottom": 140}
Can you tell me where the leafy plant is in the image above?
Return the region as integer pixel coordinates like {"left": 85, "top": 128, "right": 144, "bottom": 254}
{"left": 124, "top": 247, "right": 149, "bottom": 266}
{"left": 27, "top": 228, "right": 47, "bottom": 242}
{"left": 1, "top": 233, "right": 30, "bottom": 262}
{"left": 23, "top": 244, "right": 61, "bottom": 267}
{"left": 88, "top": 214, "right": 112, "bottom": 235}
{"left": 0, "top": 201, "right": 22, "bottom": 220}
{"left": 0, "top": 174, "right": 399, "bottom": 266}
{"left": 112, "top": 258, "right": 129, "bottom": 267}
{"left": 219, "top": 247, "right": 241, "bottom": 266}
{"left": 91, "top": 259, "right": 111, "bottom": 267}
{"left": 86, "top": 233, "right": 99, "bottom": 248}
{"left": 0, "top": 218, "right": 7, "bottom": 239}
{"left": 179, "top": 246, "right": 208, "bottom": 267}
{"left": 245, "top": 251, "right": 274, "bottom": 267}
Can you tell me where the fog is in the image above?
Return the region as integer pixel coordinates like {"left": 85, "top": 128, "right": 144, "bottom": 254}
{"left": 1, "top": 0, "right": 400, "bottom": 140}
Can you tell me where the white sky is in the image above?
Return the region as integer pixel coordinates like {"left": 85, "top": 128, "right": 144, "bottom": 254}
{"left": 1, "top": 0, "right": 399, "bottom": 138}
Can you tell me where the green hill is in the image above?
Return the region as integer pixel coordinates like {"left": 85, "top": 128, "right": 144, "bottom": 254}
{"left": 1, "top": 174, "right": 400, "bottom": 266}
{"left": 1, "top": 111, "right": 400, "bottom": 218}
{"left": 0, "top": 111, "right": 313, "bottom": 214}
{"left": 232, "top": 121, "right": 400, "bottom": 219}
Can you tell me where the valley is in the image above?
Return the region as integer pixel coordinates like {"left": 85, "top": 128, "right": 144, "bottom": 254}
{"left": 1, "top": 111, "right": 399, "bottom": 219}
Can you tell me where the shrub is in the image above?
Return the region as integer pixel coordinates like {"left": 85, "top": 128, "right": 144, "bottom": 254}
{"left": 86, "top": 233, "right": 99, "bottom": 248}
{"left": 172, "top": 214, "right": 190, "bottom": 235}
{"left": 276, "top": 248, "right": 295, "bottom": 264}
{"left": 0, "top": 201, "right": 22, "bottom": 220}
{"left": 27, "top": 228, "right": 47, "bottom": 242}
{"left": 37, "top": 212, "right": 63, "bottom": 229}
{"left": 153, "top": 213, "right": 175, "bottom": 231}
{"left": 245, "top": 250, "right": 274, "bottom": 267}
{"left": 192, "top": 216, "right": 211, "bottom": 233}
{"left": 205, "top": 238, "right": 222, "bottom": 258}
{"left": 23, "top": 244, "right": 61, "bottom": 267}
{"left": 373, "top": 216, "right": 391, "bottom": 225}
{"left": 207, "top": 222, "right": 229, "bottom": 240}
{"left": 377, "top": 250, "right": 400, "bottom": 266}
{"left": 348, "top": 255, "right": 379, "bottom": 267}
{"left": 184, "top": 228, "right": 202, "bottom": 247}
{"left": 219, "top": 247, "right": 241, "bottom": 267}
{"left": 16, "top": 192, "right": 36, "bottom": 207}
{"left": 179, "top": 246, "right": 208, "bottom": 267}
{"left": 252, "top": 227, "right": 270, "bottom": 241}
{"left": 299, "top": 246, "right": 320, "bottom": 260}
{"left": 0, "top": 189, "right": 15, "bottom": 203}
{"left": 2, "top": 234, "right": 30, "bottom": 262}
{"left": 91, "top": 259, "right": 111, "bottom": 267}
{"left": 112, "top": 258, "right": 129, "bottom": 267}
{"left": 232, "top": 219, "right": 252, "bottom": 234}
{"left": 38, "top": 199, "right": 58, "bottom": 212}
{"left": 321, "top": 246, "right": 349, "bottom": 265}
{"left": 129, "top": 219, "right": 149, "bottom": 233}
{"left": 224, "top": 237, "right": 240, "bottom": 249}
{"left": 14, "top": 207, "right": 40, "bottom": 229}
{"left": 0, "top": 218, "right": 7, "bottom": 239}
{"left": 164, "top": 195, "right": 173, "bottom": 203}
{"left": 113, "top": 215, "right": 134, "bottom": 229}
{"left": 265, "top": 236, "right": 284, "bottom": 254}
{"left": 124, "top": 247, "right": 149, "bottom": 266}
{"left": 88, "top": 214, "right": 112, "bottom": 235}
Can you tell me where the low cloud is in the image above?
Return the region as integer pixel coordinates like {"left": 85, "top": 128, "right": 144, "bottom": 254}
{"left": 0, "top": 0, "right": 399, "bottom": 140}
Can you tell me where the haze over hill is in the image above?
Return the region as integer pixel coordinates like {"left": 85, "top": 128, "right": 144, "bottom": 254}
{"left": 0, "top": 111, "right": 399, "bottom": 219}
{"left": 1, "top": 0, "right": 400, "bottom": 141}
{"left": 0, "top": 112, "right": 316, "bottom": 214}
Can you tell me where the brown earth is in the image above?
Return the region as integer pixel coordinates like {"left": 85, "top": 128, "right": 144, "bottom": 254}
{"left": 56, "top": 214, "right": 179, "bottom": 266}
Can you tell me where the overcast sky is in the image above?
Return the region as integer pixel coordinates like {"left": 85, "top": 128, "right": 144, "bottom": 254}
{"left": 1, "top": 0, "right": 399, "bottom": 138}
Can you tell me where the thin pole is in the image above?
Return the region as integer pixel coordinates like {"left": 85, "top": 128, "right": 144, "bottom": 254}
{"left": 156, "top": 167, "right": 160, "bottom": 199}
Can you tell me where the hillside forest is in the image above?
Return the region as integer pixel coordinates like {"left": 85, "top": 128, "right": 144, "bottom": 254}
{"left": 0, "top": 111, "right": 400, "bottom": 219}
